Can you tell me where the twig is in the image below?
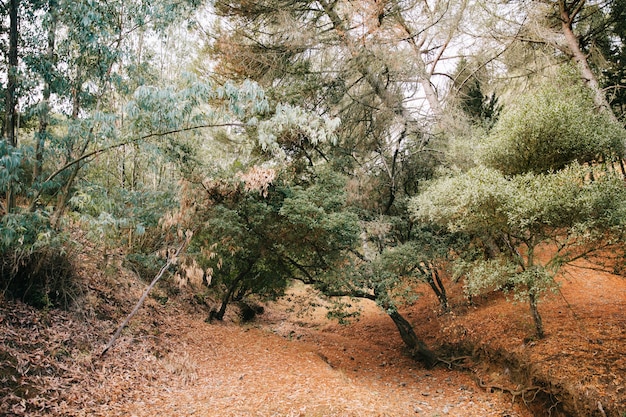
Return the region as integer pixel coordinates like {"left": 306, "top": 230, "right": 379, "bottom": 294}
{"left": 100, "top": 234, "right": 191, "bottom": 356}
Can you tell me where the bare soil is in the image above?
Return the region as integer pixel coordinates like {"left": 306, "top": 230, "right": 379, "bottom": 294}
{"left": 1, "top": 253, "right": 625, "bottom": 417}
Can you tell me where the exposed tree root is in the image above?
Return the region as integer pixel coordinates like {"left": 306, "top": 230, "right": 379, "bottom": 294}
{"left": 475, "top": 377, "right": 552, "bottom": 408}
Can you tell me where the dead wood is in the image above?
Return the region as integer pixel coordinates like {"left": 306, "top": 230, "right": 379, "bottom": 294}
{"left": 101, "top": 235, "right": 190, "bottom": 356}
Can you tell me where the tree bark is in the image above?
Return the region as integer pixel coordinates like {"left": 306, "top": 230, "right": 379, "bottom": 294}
{"left": 318, "top": 0, "right": 409, "bottom": 120}
{"left": 214, "top": 262, "right": 255, "bottom": 321}
{"left": 4, "top": 0, "right": 19, "bottom": 214}
{"left": 34, "top": 0, "right": 57, "bottom": 183}
{"left": 50, "top": 163, "right": 80, "bottom": 228}
{"left": 388, "top": 310, "right": 437, "bottom": 367}
{"left": 560, "top": 0, "right": 619, "bottom": 123}
{"left": 424, "top": 266, "right": 449, "bottom": 313}
{"left": 101, "top": 238, "right": 189, "bottom": 356}
{"left": 529, "top": 291, "right": 545, "bottom": 339}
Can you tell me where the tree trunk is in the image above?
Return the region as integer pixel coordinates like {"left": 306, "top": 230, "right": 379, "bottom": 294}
{"left": 560, "top": 0, "right": 619, "bottom": 123}
{"left": 426, "top": 266, "right": 449, "bottom": 313}
{"left": 213, "top": 262, "right": 254, "bottom": 321}
{"left": 4, "top": 0, "right": 19, "bottom": 214}
{"left": 529, "top": 292, "right": 545, "bottom": 339}
{"left": 215, "top": 279, "right": 240, "bottom": 320}
{"left": 34, "top": 0, "right": 57, "bottom": 183}
{"left": 50, "top": 161, "right": 80, "bottom": 229}
{"left": 50, "top": 74, "right": 86, "bottom": 228}
{"left": 388, "top": 310, "right": 437, "bottom": 368}
{"left": 102, "top": 238, "right": 189, "bottom": 356}
{"left": 318, "top": 0, "right": 407, "bottom": 119}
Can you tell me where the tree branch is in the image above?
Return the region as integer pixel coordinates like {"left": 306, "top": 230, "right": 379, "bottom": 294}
{"left": 29, "top": 123, "right": 246, "bottom": 210}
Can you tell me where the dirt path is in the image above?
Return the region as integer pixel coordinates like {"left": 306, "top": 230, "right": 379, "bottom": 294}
{"left": 114, "top": 290, "right": 531, "bottom": 417}
{"left": 5, "top": 249, "right": 623, "bottom": 416}
{"left": 113, "top": 259, "right": 626, "bottom": 417}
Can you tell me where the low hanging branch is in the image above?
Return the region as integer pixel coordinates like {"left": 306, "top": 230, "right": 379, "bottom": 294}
{"left": 101, "top": 232, "right": 192, "bottom": 356}
{"left": 29, "top": 123, "right": 246, "bottom": 211}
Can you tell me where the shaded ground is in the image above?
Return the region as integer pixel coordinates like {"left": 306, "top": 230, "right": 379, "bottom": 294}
{"left": 1, "top": 252, "right": 625, "bottom": 416}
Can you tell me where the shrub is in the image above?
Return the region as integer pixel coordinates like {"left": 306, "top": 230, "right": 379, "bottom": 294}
{"left": 0, "top": 211, "right": 77, "bottom": 308}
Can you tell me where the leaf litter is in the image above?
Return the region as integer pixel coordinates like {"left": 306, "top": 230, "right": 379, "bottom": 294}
{"left": 1, "top": 249, "right": 624, "bottom": 416}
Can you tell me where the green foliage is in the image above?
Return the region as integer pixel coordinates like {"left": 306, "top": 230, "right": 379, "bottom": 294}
{"left": 0, "top": 142, "right": 23, "bottom": 197}
{"left": 125, "top": 75, "right": 268, "bottom": 135}
{"left": 186, "top": 166, "right": 361, "bottom": 317}
{"left": 412, "top": 63, "right": 626, "bottom": 337}
{"left": 451, "top": 57, "right": 501, "bottom": 129}
{"left": 412, "top": 162, "right": 626, "bottom": 335}
{"left": 279, "top": 169, "right": 360, "bottom": 255}
{"left": 257, "top": 104, "right": 340, "bottom": 152}
{"left": 0, "top": 210, "right": 75, "bottom": 308}
{"left": 481, "top": 70, "right": 626, "bottom": 176}
{"left": 70, "top": 182, "right": 180, "bottom": 283}
{"left": 415, "top": 164, "right": 626, "bottom": 238}
{"left": 481, "top": 68, "right": 626, "bottom": 175}
{"left": 411, "top": 166, "right": 509, "bottom": 234}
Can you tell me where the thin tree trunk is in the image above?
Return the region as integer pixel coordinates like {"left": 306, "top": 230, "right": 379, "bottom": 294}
{"left": 418, "top": 263, "right": 449, "bottom": 312}
{"left": 50, "top": 74, "right": 86, "bottom": 228}
{"left": 319, "top": 0, "right": 407, "bottom": 118}
{"left": 4, "top": 0, "right": 19, "bottom": 214}
{"left": 50, "top": 158, "right": 80, "bottom": 229}
{"left": 34, "top": 0, "right": 57, "bottom": 183}
{"left": 215, "top": 278, "right": 240, "bottom": 321}
{"left": 101, "top": 237, "right": 190, "bottom": 356}
{"left": 529, "top": 292, "right": 545, "bottom": 339}
{"left": 214, "top": 262, "right": 254, "bottom": 321}
{"left": 429, "top": 267, "right": 449, "bottom": 313}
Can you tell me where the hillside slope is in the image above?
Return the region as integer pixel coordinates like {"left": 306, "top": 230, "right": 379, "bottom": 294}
{"left": 1, "top": 253, "right": 624, "bottom": 416}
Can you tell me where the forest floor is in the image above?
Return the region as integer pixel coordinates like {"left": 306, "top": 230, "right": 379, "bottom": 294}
{"left": 1, "top": 250, "right": 625, "bottom": 417}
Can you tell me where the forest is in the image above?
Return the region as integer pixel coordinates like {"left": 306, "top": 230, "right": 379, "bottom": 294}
{"left": 1, "top": 0, "right": 626, "bottom": 416}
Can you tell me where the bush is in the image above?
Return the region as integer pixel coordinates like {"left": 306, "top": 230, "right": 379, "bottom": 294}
{"left": 0, "top": 211, "right": 77, "bottom": 309}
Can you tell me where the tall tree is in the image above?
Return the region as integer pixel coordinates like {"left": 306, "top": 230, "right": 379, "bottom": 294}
{"left": 486, "top": 0, "right": 625, "bottom": 123}
{"left": 2, "top": 0, "right": 19, "bottom": 213}
{"left": 556, "top": 0, "right": 618, "bottom": 121}
{"left": 205, "top": 0, "right": 474, "bottom": 363}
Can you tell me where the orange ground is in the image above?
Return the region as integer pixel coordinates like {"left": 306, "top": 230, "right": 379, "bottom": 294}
{"left": 1, "top": 255, "right": 625, "bottom": 416}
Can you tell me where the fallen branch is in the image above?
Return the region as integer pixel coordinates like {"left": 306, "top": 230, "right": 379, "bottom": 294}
{"left": 101, "top": 233, "right": 191, "bottom": 356}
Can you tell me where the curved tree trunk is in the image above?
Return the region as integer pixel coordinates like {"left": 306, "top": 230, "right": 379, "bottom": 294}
{"left": 326, "top": 286, "right": 438, "bottom": 368}
{"left": 213, "top": 261, "right": 255, "bottom": 321}
{"left": 388, "top": 310, "right": 437, "bottom": 368}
